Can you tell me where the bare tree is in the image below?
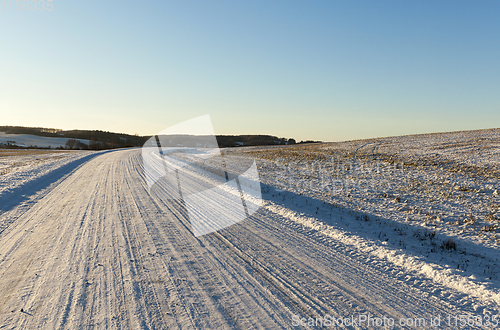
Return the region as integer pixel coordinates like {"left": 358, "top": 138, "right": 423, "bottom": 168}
{"left": 65, "top": 139, "right": 77, "bottom": 150}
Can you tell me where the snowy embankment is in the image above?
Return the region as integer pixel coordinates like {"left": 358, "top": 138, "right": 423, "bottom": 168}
{"left": 0, "top": 150, "right": 96, "bottom": 196}
{"left": 263, "top": 193, "right": 500, "bottom": 313}
{"left": 0, "top": 149, "right": 102, "bottom": 234}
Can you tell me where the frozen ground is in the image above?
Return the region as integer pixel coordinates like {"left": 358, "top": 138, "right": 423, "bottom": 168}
{"left": 0, "top": 130, "right": 499, "bottom": 329}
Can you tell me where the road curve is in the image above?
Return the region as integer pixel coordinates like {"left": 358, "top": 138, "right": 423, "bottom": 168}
{"left": 0, "top": 149, "right": 483, "bottom": 329}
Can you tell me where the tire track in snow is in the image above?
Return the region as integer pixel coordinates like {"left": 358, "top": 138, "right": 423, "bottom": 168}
{"left": 128, "top": 151, "right": 291, "bottom": 329}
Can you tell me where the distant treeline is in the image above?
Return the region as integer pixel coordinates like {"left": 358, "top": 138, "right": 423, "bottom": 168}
{"left": 0, "top": 126, "right": 319, "bottom": 150}
{"left": 0, "top": 140, "right": 53, "bottom": 150}
{"left": 216, "top": 135, "right": 296, "bottom": 147}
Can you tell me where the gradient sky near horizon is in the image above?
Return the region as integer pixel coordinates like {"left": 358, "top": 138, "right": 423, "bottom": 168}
{"left": 1, "top": 1, "right": 499, "bottom": 142}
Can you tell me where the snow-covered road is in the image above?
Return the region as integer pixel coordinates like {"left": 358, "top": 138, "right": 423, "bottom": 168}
{"left": 0, "top": 149, "right": 495, "bottom": 329}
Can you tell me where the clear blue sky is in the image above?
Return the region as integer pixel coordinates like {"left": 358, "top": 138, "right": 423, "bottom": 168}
{"left": 1, "top": 1, "right": 499, "bottom": 141}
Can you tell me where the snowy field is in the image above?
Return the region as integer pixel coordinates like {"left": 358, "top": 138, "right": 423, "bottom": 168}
{"left": 0, "top": 132, "right": 90, "bottom": 148}
{"left": 0, "top": 129, "right": 499, "bottom": 329}
{"left": 0, "top": 149, "right": 95, "bottom": 194}
{"left": 230, "top": 129, "right": 500, "bottom": 312}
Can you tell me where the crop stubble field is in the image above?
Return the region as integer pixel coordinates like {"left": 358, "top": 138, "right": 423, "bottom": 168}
{"left": 240, "top": 129, "right": 500, "bottom": 249}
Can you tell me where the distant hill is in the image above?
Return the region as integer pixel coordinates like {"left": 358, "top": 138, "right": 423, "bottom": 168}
{"left": 0, "top": 133, "right": 90, "bottom": 149}
{"left": 0, "top": 126, "right": 312, "bottom": 150}
{"left": 0, "top": 126, "right": 147, "bottom": 149}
